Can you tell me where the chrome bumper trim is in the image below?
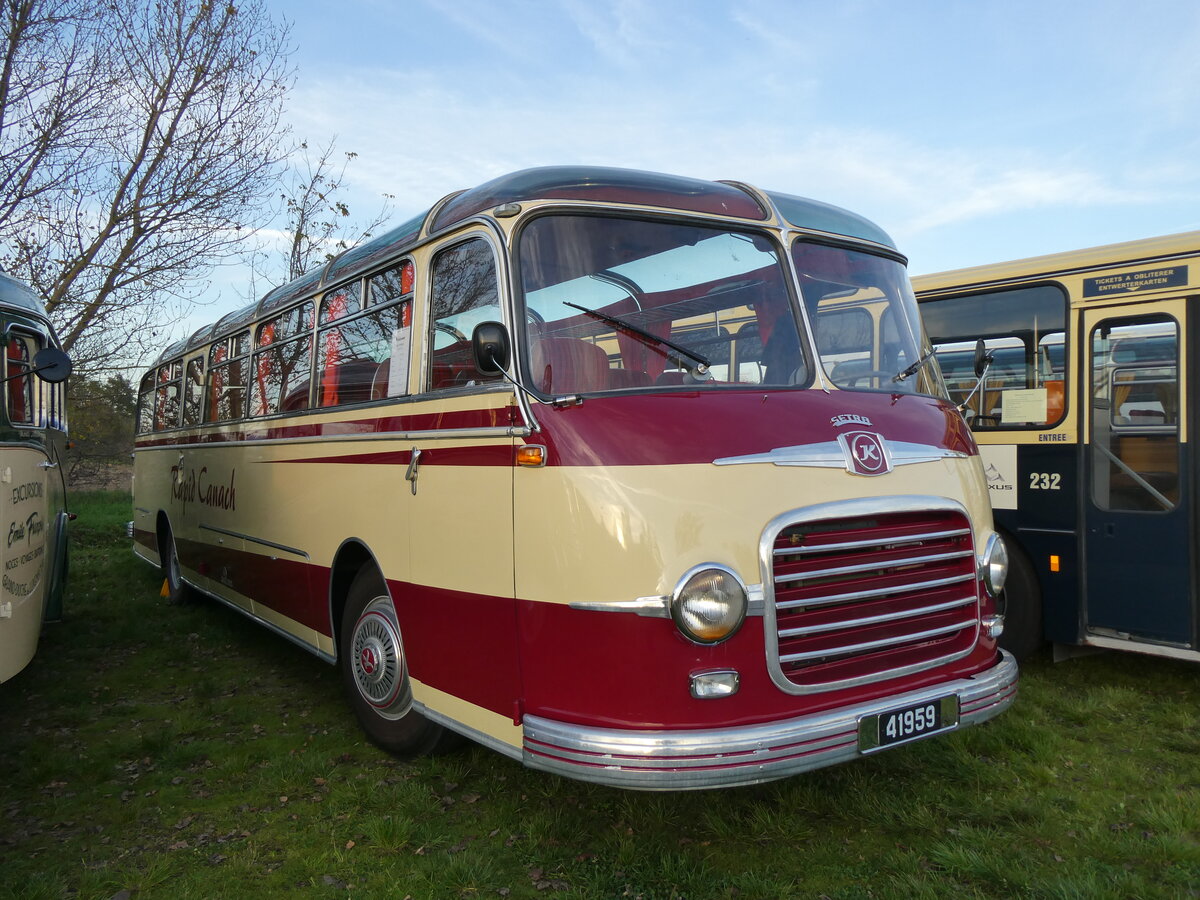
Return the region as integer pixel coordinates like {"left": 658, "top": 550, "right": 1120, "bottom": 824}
{"left": 522, "top": 650, "right": 1017, "bottom": 790}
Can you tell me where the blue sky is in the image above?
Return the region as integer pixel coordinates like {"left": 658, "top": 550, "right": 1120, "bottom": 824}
{"left": 214, "top": 0, "right": 1200, "bottom": 318}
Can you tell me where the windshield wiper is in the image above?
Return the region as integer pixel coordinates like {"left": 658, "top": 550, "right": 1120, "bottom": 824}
{"left": 892, "top": 348, "right": 936, "bottom": 383}
{"left": 563, "top": 301, "right": 711, "bottom": 375}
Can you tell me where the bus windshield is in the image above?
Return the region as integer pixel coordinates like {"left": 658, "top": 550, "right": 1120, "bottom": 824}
{"left": 517, "top": 214, "right": 943, "bottom": 399}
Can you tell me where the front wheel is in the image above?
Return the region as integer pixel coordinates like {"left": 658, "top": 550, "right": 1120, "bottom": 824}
{"left": 340, "top": 567, "right": 456, "bottom": 756}
{"left": 996, "top": 541, "right": 1043, "bottom": 660}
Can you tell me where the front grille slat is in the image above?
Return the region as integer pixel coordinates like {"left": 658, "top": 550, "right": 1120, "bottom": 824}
{"left": 780, "top": 617, "right": 980, "bottom": 663}
{"left": 778, "top": 594, "right": 977, "bottom": 638}
{"left": 773, "top": 526, "right": 972, "bottom": 558}
{"left": 775, "top": 549, "right": 975, "bottom": 585}
{"left": 775, "top": 571, "right": 976, "bottom": 610}
{"left": 767, "top": 507, "right": 981, "bottom": 692}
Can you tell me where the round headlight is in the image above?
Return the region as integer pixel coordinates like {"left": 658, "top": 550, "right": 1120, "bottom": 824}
{"left": 980, "top": 532, "right": 1009, "bottom": 598}
{"left": 671, "top": 566, "right": 747, "bottom": 645}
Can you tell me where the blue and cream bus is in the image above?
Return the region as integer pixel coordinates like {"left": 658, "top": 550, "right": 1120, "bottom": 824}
{"left": 914, "top": 232, "right": 1199, "bottom": 662}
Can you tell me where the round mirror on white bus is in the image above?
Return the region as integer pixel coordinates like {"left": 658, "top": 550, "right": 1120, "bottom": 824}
{"left": 972, "top": 339, "right": 993, "bottom": 379}
{"left": 472, "top": 321, "right": 510, "bottom": 375}
{"left": 32, "top": 347, "right": 72, "bottom": 383}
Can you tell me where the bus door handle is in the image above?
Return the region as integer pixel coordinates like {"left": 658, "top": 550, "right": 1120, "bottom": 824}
{"left": 405, "top": 447, "right": 422, "bottom": 495}
{"left": 38, "top": 460, "right": 58, "bottom": 469}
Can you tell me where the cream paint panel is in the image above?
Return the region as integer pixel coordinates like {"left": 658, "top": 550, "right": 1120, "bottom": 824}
{"left": 408, "top": 453, "right": 515, "bottom": 595}
{"left": 1, "top": 448, "right": 51, "bottom": 682}
{"left": 515, "top": 456, "right": 994, "bottom": 606}
{"left": 410, "top": 678, "right": 522, "bottom": 749}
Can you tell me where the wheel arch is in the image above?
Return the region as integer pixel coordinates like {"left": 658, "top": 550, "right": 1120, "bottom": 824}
{"left": 328, "top": 538, "right": 388, "bottom": 660}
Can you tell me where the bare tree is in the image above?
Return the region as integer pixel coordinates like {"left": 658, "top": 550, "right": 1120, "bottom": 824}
{"left": 0, "top": 0, "right": 294, "bottom": 369}
{"left": 0, "top": 0, "right": 108, "bottom": 232}
{"left": 281, "top": 137, "right": 393, "bottom": 282}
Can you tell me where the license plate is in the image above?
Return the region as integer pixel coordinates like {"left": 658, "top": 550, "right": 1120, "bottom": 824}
{"left": 858, "top": 695, "right": 959, "bottom": 753}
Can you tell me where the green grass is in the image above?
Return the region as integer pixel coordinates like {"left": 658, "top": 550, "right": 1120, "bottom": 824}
{"left": 1, "top": 491, "right": 1198, "bottom": 898}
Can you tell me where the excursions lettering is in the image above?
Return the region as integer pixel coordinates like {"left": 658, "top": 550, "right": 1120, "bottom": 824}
{"left": 11, "top": 482, "right": 43, "bottom": 505}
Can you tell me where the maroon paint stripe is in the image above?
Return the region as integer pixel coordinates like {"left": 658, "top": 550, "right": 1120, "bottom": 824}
{"left": 174, "top": 535, "right": 330, "bottom": 635}
{"left": 516, "top": 598, "right": 1000, "bottom": 731}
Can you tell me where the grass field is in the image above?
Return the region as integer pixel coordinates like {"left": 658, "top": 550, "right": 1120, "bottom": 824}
{"left": 1, "top": 491, "right": 1198, "bottom": 899}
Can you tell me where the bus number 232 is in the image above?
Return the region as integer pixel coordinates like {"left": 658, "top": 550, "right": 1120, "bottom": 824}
{"left": 1029, "top": 472, "right": 1062, "bottom": 490}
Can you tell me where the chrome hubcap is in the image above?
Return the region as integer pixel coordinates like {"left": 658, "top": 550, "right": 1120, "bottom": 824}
{"left": 351, "top": 606, "right": 403, "bottom": 709}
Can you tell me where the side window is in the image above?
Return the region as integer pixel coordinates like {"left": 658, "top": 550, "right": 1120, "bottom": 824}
{"left": 318, "top": 264, "right": 413, "bottom": 407}
{"left": 136, "top": 371, "right": 155, "bottom": 434}
{"left": 207, "top": 330, "right": 251, "bottom": 422}
{"left": 429, "top": 239, "right": 501, "bottom": 390}
{"left": 154, "top": 360, "right": 182, "bottom": 430}
{"left": 250, "top": 302, "right": 314, "bottom": 417}
{"left": 922, "top": 285, "right": 1067, "bottom": 428}
{"left": 182, "top": 356, "right": 205, "bottom": 427}
{"left": 5, "top": 333, "right": 38, "bottom": 425}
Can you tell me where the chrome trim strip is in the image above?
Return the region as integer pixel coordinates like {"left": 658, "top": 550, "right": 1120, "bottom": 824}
{"left": 521, "top": 651, "right": 1016, "bottom": 790}
{"left": 569, "top": 584, "right": 767, "bottom": 618}
{"left": 132, "top": 424, "right": 529, "bottom": 453}
{"left": 199, "top": 524, "right": 310, "bottom": 559}
{"left": 760, "top": 496, "right": 979, "bottom": 694}
{"left": 714, "top": 440, "right": 966, "bottom": 469}
{"left": 775, "top": 571, "right": 976, "bottom": 609}
{"left": 569, "top": 596, "right": 671, "bottom": 617}
{"left": 779, "top": 594, "right": 977, "bottom": 638}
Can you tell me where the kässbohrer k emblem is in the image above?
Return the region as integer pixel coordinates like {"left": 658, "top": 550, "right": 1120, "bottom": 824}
{"left": 838, "top": 431, "right": 891, "bottom": 476}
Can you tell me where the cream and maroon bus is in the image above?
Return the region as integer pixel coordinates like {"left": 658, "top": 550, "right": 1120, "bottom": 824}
{"left": 132, "top": 166, "right": 1016, "bottom": 789}
{"left": 1, "top": 273, "right": 71, "bottom": 685}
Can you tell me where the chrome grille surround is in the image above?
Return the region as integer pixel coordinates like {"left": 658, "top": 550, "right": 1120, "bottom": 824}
{"left": 761, "top": 496, "right": 982, "bottom": 694}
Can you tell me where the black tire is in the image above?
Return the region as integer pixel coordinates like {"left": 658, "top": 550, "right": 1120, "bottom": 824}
{"left": 997, "top": 540, "right": 1043, "bottom": 660}
{"left": 159, "top": 522, "right": 197, "bottom": 605}
{"left": 340, "top": 567, "right": 456, "bottom": 757}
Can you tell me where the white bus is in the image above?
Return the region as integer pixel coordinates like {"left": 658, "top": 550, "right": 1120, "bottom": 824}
{"left": 1, "top": 273, "right": 72, "bottom": 684}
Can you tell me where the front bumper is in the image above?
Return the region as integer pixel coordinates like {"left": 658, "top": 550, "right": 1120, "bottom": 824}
{"left": 522, "top": 650, "right": 1017, "bottom": 790}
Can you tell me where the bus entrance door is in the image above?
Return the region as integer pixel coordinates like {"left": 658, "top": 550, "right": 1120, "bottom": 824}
{"left": 1083, "top": 302, "right": 1193, "bottom": 647}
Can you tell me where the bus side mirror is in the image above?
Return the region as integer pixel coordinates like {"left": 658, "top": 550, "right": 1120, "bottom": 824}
{"left": 472, "top": 321, "right": 510, "bottom": 375}
{"left": 973, "top": 339, "right": 994, "bottom": 378}
{"left": 1, "top": 346, "right": 72, "bottom": 384}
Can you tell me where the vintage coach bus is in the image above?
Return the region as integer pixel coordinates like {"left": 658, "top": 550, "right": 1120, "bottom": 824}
{"left": 915, "top": 231, "right": 1200, "bottom": 664}
{"left": 1, "top": 273, "right": 71, "bottom": 684}
{"left": 132, "top": 166, "right": 1016, "bottom": 789}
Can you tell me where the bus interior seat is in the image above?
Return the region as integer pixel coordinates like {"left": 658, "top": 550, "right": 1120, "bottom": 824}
{"left": 531, "top": 337, "right": 610, "bottom": 393}
{"left": 371, "top": 359, "right": 390, "bottom": 400}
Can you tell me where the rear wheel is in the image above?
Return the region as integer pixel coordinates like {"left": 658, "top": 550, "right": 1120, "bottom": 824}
{"left": 340, "top": 567, "right": 456, "bottom": 756}
{"left": 159, "top": 521, "right": 196, "bottom": 605}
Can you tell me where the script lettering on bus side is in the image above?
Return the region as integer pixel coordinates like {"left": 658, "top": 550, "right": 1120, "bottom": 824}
{"left": 171, "top": 466, "right": 237, "bottom": 513}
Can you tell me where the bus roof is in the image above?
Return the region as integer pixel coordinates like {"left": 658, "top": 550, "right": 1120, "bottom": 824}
{"left": 160, "top": 166, "right": 898, "bottom": 366}
{"left": 912, "top": 230, "right": 1200, "bottom": 294}
{"left": 0, "top": 271, "right": 50, "bottom": 323}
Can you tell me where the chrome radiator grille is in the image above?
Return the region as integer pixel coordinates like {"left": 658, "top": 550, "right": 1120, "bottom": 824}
{"left": 765, "top": 504, "right": 980, "bottom": 692}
